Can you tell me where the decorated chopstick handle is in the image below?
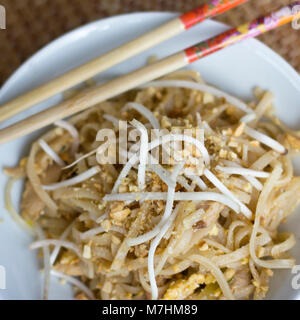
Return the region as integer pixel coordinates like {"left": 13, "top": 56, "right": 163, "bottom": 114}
{"left": 185, "top": 1, "right": 300, "bottom": 63}
{"left": 180, "top": 0, "right": 249, "bottom": 29}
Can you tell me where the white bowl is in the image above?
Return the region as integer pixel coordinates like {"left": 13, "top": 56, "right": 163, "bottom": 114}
{"left": 0, "top": 12, "right": 300, "bottom": 300}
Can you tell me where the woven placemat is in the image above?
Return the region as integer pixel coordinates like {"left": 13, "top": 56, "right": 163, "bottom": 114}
{"left": 0, "top": 0, "right": 299, "bottom": 85}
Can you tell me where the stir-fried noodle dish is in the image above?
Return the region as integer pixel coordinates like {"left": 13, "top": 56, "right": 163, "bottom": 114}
{"left": 4, "top": 70, "right": 300, "bottom": 300}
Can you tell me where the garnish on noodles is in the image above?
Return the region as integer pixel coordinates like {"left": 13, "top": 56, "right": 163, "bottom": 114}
{"left": 4, "top": 69, "right": 300, "bottom": 300}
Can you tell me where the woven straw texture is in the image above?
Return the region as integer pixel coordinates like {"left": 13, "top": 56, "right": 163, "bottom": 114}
{"left": 0, "top": 0, "right": 299, "bottom": 85}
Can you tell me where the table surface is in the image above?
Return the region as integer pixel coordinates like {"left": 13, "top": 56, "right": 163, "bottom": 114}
{"left": 0, "top": 0, "right": 299, "bottom": 85}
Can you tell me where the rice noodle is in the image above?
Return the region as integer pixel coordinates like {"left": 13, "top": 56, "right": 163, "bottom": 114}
{"left": 43, "top": 166, "right": 100, "bottom": 191}
{"left": 140, "top": 80, "right": 253, "bottom": 114}
{"left": 39, "top": 139, "right": 65, "bottom": 167}
{"left": 35, "top": 223, "right": 51, "bottom": 300}
{"left": 271, "top": 233, "right": 296, "bottom": 258}
{"left": 245, "top": 126, "right": 287, "bottom": 154}
{"left": 214, "top": 234, "right": 271, "bottom": 267}
{"left": 222, "top": 160, "right": 263, "bottom": 191}
{"left": 240, "top": 113, "right": 257, "bottom": 124}
{"left": 252, "top": 91, "right": 274, "bottom": 125}
{"left": 184, "top": 172, "right": 207, "bottom": 190}
{"left": 147, "top": 164, "right": 176, "bottom": 188}
{"left": 250, "top": 165, "right": 295, "bottom": 269}
{"left": 51, "top": 270, "right": 95, "bottom": 300}
{"left": 227, "top": 221, "right": 248, "bottom": 250}
{"left": 30, "top": 239, "right": 81, "bottom": 257}
{"left": 127, "top": 163, "right": 183, "bottom": 247}
{"left": 104, "top": 192, "right": 239, "bottom": 214}
{"left": 27, "top": 142, "right": 58, "bottom": 211}
{"left": 188, "top": 254, "right": 235, "bottom": 300}
{"left": 50, "top": 222, "right": 74, "bottom": 265}
{"left": 177, "top": 176, "right": 194, "bottom": 191}
{"left": 63, "top": 149, "right": 97, "bottom": 170}
{"left": 216, "top": 165, "right": 270, "bottom": 178}
{"left": 80, "top": 225, "right": 125, "bottom": 240}
{"left": 131, "top": 119, "right": 148, "bottom": 189}
{"left": 204, "top": 238, "right": 231, "bottom": 253}
{"left": 112, "top": 133, "right": 209, "bottom": 193}
{"left": 148, "top": 204, "right": 181, "bottom": 300}
{"left": 196, "top": 113, "right": 204, "bottom": 138}
{"left": 163, "top": 134, "right": 210, "bottom": 165}
{"left": 204, "top": 169, "right": 252, "bottom": 219}
{"left": 55, "top": 120, "right": 79, "bottom": 154}
{"left": 5, "top": 178, "right": 35, "bottom": 235}
{"left": 123, "top": 102, "right": 160, "bottom": 129}
{"left": 103, "top": 114, "right": 121, "bottom": 128}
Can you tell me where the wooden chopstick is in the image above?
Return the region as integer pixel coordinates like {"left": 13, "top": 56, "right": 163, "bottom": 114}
{"left": 0, "top": 0, "right": 248, "bottom": 123}
{"left": 0, "top": 2, "right": 299, "bottom": 145}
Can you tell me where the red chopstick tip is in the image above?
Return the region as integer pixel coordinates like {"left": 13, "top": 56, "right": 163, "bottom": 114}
{"left": 180, "top": 0, "right": 249, "bottom": 29}
{"left": 180, "top": 5, "right": 209, "bottom": 29}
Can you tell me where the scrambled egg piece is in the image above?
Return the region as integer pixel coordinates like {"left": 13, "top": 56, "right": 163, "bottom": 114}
{"left": 163, "top": 273, "right": 215, "bottom": 300}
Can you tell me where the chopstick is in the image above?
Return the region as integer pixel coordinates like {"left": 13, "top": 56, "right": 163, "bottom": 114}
{"left": 0, "top": 0, "right": 248, "bottom": 123}
{"left": 0, "top": 2, "right": 299, "bottom": 145}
